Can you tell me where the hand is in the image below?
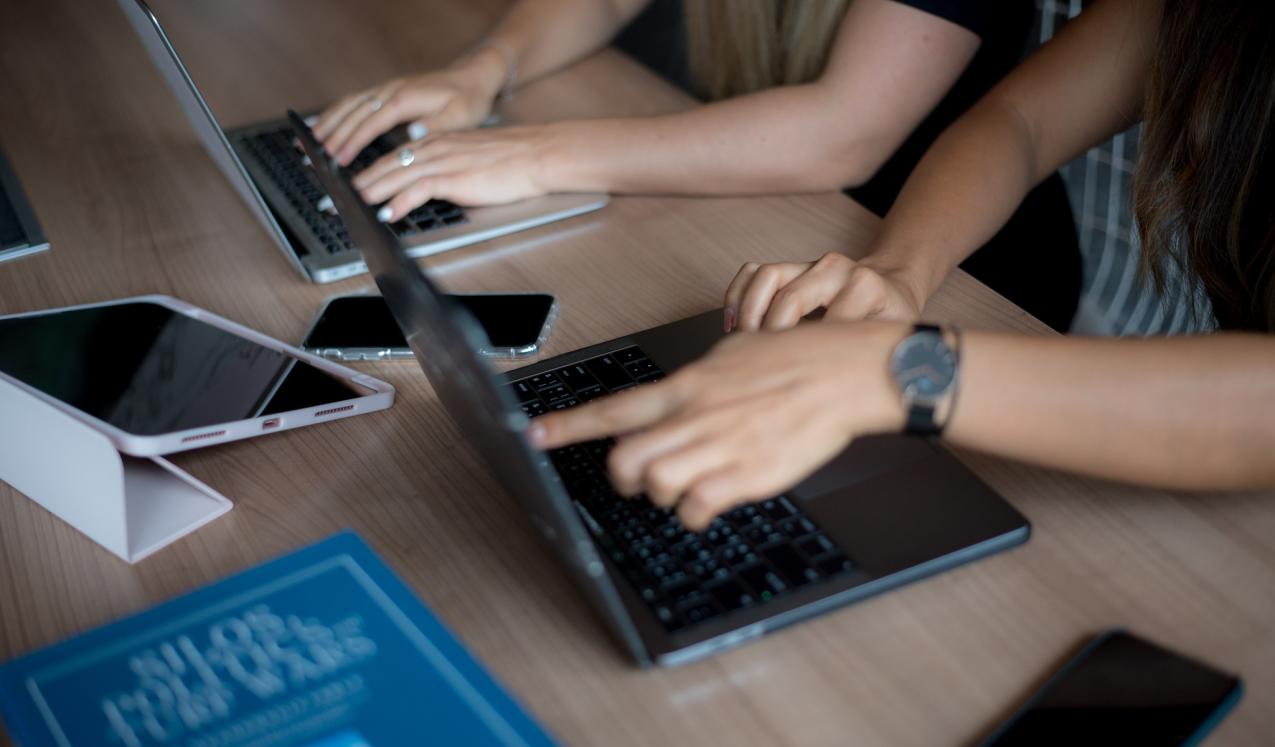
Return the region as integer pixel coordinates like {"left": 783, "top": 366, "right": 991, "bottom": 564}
{"left": 528, "top": 323, "right": 907, "bottom": 530}
{"left": 722, "top": 252, "right": 924, "bottom": 333}
{"left": 353, "top": 125, "right": 559, "bottom": 219}
{"left": 313, "top": 47, "right": 508, "bottom": 167}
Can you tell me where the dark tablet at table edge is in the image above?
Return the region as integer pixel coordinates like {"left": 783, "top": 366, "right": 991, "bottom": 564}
{"left": 0, "top": 143, "right": 49, "bottom": 260}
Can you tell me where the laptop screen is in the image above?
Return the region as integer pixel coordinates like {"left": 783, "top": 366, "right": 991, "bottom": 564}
{"left": 287, "top": 111, "right": 651, "bottom": 661}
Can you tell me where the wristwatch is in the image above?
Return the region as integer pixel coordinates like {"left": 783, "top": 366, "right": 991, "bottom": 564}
{"left": 889, "top": 323, "right": 961, "bottom": 437}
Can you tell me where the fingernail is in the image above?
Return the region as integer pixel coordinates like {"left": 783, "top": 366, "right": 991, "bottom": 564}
{"left": 300, "top": 154, "right": 312, "bottom": 167}
{"left": 407, "top": 121, "right": 429, "bottom": 141}
{"left": 304, "top": 114, "right": 320, "bottom": 127}
{"left": 527, "top": 421, "right": 546, "bottom": 447}
{"left": 376, "top": 205, "right": 394, "bottom": 222}
{"left": 723, "top": 307, "right": 735, "bottom": 333}
{"left": 316, "top": 196, "right": 334, "bottom": 214}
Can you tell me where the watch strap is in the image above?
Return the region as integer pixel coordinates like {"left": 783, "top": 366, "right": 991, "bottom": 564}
{"left": 901, "top": 323, "right": 949, "bottom": 438}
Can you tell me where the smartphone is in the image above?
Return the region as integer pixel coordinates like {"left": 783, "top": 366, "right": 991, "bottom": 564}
{"left": 980, "top": 629, "right": 1242, "bottom": 746}
{"left": 303, "top": 293, "right": 557, "bottom": 361}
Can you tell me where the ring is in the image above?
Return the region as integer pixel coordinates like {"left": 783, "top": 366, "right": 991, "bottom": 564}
{"left": 368, "top": 97, "right": 384, "bottom": 112}
{"left": 397, "top": 147, "right": 416, "bottom": 168}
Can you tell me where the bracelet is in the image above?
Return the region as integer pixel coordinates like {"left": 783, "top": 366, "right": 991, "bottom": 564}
{"left": 472, "top": 38, "right": 518, "bottom": 103}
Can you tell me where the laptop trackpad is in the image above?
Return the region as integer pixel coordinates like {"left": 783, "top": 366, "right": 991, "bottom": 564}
{"left": 791, "top": 434, "right": 935, "bottom": 500}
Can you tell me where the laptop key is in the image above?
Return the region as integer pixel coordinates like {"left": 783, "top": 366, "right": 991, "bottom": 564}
{"left": 558, "top": 364, "right": 600, "bottom": 392}
{"left": 521, "top": 401, "right": 547, "bottom": 417}
{"left": 585, "top": 355, "right": 633, "bottom": 391}
{"left": 511, "top": 381, "right": 538, "bottom": 403}
{"left": 738, "top": 562, "right": 787, "bottom": 599}
{"left": 678, "top": 600, "right": 718, "bottom": 626}
{"left": 762, "top": 543, "right": 819, "bottom": 587}
{"left": 616, "top": 348, "right": 645, "bottom": 363}
{"left": 706, "top": 578, "right": 755, "bottom": 610}
{"left": 527, "top": 372, "right": 561, "bottom": 390}
{"left": 798, "top": 533, "right": 838, "bottom": 558}
{"left": 815, "top": 552, "right": 856, "bottom": 576}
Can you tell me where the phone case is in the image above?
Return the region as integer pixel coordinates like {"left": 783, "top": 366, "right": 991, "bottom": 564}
{"left": 302, "top": 291, "right": 558, "bottom": 361}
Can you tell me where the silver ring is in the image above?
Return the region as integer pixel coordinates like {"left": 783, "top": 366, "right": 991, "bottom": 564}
{"left": 368, "top": 97, "right": 384, "bottom": 112}
{"left": 397, "top": 147, "right": 416, "bottom": 168}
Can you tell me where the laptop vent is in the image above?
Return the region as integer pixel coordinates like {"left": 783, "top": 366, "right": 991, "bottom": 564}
{"left": 181, "top": 430, "right": 227, "bottom": 443}
{"left": 313, "top": 404, "right": 355, "bottom": 418}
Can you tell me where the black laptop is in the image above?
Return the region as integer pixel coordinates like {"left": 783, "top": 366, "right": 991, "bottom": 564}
{"left": 291, "top": 111, "right": 1030, "bottom": 667}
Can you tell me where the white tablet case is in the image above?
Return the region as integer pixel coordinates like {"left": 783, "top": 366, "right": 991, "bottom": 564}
{"left": 0, "top": 373, "right": 231, "bottom": 563}
{"left": 0, "top": 295, "right": 395, "bottom": 563}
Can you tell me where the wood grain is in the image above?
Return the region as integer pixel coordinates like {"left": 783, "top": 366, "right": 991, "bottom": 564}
{"left": 0, "top": 1, "right": 1271, "bottom": 745}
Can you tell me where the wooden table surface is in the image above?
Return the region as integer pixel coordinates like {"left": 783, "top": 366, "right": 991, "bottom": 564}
{"left": 1, "top": 1, "right": 1272, "bottom": 745}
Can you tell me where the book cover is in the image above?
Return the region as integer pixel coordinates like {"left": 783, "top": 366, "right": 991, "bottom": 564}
{"left": 0, "top": 531, "right": 559, "bottom": 747}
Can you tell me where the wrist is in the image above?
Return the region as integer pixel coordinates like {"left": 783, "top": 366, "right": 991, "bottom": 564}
{"left": 533, "top": 121, "right": 603, "bottom": 193}
{"left": 846, "top": 322, "right": 911, "bottom": 435}
{"left": 858, "top": 245, "right": 944, "bottom": 315}
{"left": 449, "top": 45, "right": 509, "bottom": 102}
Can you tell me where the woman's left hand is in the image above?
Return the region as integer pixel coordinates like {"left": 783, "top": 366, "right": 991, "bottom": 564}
{"left": 528, "top": 322, "right": 907, "bottom": 530}
{"left": 352, "top": 125, "right": 561, "bottom": 220}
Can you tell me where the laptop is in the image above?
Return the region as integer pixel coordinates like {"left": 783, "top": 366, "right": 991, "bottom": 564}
{"left": 292, "top": 111, "right": 1031, "bottom": 667}
{"left": 117, "top": 0, "right": 608, "bottom": 284}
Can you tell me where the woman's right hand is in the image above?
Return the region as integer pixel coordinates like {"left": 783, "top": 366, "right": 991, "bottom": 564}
{"left": 722, "top": 252, "right": 924, "bottom": 333}
{"left": 313, "top": 47, "right": 508, "bottom": 167}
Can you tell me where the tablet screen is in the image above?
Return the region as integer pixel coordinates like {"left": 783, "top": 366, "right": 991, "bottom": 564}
{"left": 0, "top": 301, "right": 371, "bottom": 436}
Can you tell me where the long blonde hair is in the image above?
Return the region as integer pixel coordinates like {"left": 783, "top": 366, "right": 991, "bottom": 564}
{"left": 684, "top": 0, "right": 852, "bottom": 100}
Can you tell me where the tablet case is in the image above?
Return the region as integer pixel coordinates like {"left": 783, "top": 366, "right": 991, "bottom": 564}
{"left": 0, "top": 531, "right": 560, "bottom": 747}
{"left": 0, "top": 372, "right": 231, "bottom": 563}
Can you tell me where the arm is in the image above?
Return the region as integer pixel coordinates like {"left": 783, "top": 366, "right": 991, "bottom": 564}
{"left": 724, "top": 0, "right": 1160, "bottom": 332}
{"left": 543, "top": 0, "right": 982, "bottom": 194}
{"left": 870, "top": 0, "right": 1157, "bottom": 310}
{"left": 529, "top": 324, "right": 1275, "bottom": 530}
{"left": 316, "top": 0, "right": 651, "bottom": 164}
{"left": 950, "top": 332, "right": 1275, "bottom": 491}
{"left": 355, "top": 0, "right": 984, "bottom": 216}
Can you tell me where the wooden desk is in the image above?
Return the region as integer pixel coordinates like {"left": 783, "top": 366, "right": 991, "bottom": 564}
{"left": 1, "top": 1, "right": 1271, "bottom": 744}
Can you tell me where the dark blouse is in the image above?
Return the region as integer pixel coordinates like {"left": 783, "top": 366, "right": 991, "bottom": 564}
{"left": 616, "top": 0, "right": 1082, "bottom": 331}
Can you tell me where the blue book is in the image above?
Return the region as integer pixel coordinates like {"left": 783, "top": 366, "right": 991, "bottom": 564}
{"left": 0, "top": 532, "right": 559, "bottom": 747}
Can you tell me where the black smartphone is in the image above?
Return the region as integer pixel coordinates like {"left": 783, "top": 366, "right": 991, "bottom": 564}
{"left": 980, "top": 629, "right": 1242, "bottom": 747}
{"left": 302, "top": 293, "right": 558, "bottom": 361}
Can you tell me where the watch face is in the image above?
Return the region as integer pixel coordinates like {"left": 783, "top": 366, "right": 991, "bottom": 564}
{"left": 891, "top": 331, "right": 956, "bottom": 400}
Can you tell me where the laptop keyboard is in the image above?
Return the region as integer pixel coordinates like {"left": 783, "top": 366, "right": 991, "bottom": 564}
{"left": 509, "top": 346, "right": 857, "bottom": 633}
{"left": 240, "top": 125, "right": 468, "bottom": 254}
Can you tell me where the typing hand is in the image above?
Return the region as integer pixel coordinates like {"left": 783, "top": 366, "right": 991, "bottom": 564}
{"left": 313, "top": 48, "right": 507, "bottom": 167}
{"left": 352, "top": 126, "right": 556, "bottom": 220}
{"left": 528, "top": 323, "right": 906, "bottom": 530}
{"left": 722, "top": 252, "right": 924, "bottom": 333}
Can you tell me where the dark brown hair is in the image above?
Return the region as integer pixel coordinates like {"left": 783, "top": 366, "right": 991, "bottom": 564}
{"left": 1134, "top": 0, "right": 1275, "bottom": 331}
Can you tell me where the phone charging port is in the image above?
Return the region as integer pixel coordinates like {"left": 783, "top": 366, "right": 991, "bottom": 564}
{"left": 262, "top": 417, "right": 282, "bottom": 430}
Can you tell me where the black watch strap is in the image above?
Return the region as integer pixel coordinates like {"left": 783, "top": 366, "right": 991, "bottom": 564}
{"left": 903, "top": 323, "right": 945, "bottom": 438}
{"left": 906, "top": 401, "right": 940, "bottom": 437}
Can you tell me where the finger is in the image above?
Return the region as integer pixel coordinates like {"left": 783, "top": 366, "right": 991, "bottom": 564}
{"left": 736, "top": 264, "right": 807, "bottom": 332}
{"left": 528, "top": 382, "right": 683, "bottom": 450}
{"left": 675, "top": 464, "right": 763, "bottom": 531}
{"left": 313, "top": 91, "right": 373, "bottom": 142}
{"left": 358, "top": 151, "right": 470, "bottom": 205}
{"left": 824, "top": 272, "right": 891, "bottom": 321}
{"left": 325, "top": 84, "right": 401, "bottom": 161}
{"left": 761, "top": 267, "right": 849, "bottom": 330}
{"left": 722, "top": 263, "right": 760, "bottom": 332}
{"left": 335, "top": 90, "right": 433, "bottom": 165}
{"left": 640, "top": 436, "right": 739, "bottom": 509}
{"left": 607, "top": 411, "right": 720, "bottom": 496}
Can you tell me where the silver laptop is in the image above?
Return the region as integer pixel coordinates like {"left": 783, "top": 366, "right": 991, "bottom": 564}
{"left": 118, "top": 0, "right": 608, "bottom": 284}
{"left": 294, "top": 111, "right": 1031, "bottom": 667}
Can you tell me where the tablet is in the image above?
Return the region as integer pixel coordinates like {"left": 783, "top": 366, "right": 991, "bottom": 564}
{"left": 0, "top": 296, "right": 394, "bottom": 456}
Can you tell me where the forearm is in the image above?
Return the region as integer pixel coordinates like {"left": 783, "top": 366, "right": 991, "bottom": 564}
{"left": 944, "top": 332, "right": 1275, "bottom": 490}
{"left": 481, "top": 0, "right": 648, "bottom": 86}
{"left": 860, "top": 101, "right": 1040, "bottom": 306}
{"left": 540, "top": 84, "right": 883, "bottom": 195}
